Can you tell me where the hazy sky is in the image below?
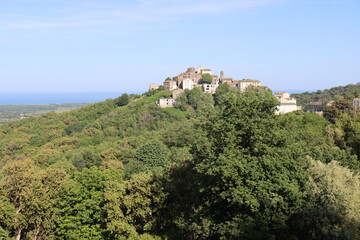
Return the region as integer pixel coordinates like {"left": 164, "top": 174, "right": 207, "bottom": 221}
{"left": 1, "top": 0, "right": 359, "bottom": 93}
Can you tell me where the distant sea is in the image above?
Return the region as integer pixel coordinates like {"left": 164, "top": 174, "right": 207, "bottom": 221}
{"left": 0, "top": 92, "right": 129, "bottom": 105}
{"left": 0, "top": 90, "right": 313, "bottom": 105}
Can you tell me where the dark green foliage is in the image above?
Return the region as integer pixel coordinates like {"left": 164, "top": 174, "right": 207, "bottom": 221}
{"left": 175, "top": 87, "right": 214, "bottom": 112}
{"left": 56, "top": 167, "right": 108, "bottom": 240}
{"left": 165, "top": 89, "right": 308, "bottom": 239}
{"left": 70, "top": 147, "right": 102, "bottom": 170}
{"left": 135, "top": 140, "right": 169, "bottom": 166}
{"left": 65, "top": 121, "right": 87, "bottom": 135}
{"left": 114, "top": 93, "right": 130, "bottom": 107}
{"left": 324, "top": 98, "right": 354, "bottom": 123}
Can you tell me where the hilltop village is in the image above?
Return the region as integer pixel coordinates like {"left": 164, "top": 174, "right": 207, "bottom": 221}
{"left": 150, "top": 66, "right": 301, "bottom": 114}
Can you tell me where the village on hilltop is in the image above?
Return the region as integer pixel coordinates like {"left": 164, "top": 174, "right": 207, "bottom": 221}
{"left": 149, "top": 65, "right": 301, "bottom": 114}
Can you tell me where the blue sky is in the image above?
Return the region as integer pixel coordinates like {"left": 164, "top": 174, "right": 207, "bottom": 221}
{"left": 0, "top": 0, "right": 359, "bottom": 93}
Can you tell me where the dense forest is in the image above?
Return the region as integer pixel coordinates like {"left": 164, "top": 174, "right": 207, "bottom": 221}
{"left": 292, "top": 82, "right": 360, "bottom": 108}
{"left": 0, "top": 84, "right": 359, "bottom": 240}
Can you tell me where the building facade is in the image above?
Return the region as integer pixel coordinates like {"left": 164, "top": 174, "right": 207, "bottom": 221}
{"left": 157, "top": 98, "right": 175, "bottom": 108}
{"left": 163, "top": 80, "right": 177, "bottom": 91}
{"left": 202, "top": 82, "right": 219, "bottom": 94}
{"left": 307, "top": 102, "right": 323, "bottom": 113}
{"left": 182, "top": 78, "right": 195, "bottom": 90}
{"left": 238, "top": 79, "right": 261, "bottom": 92}
{"left": 274, "top": 92, "right": 299, "bottom": 114}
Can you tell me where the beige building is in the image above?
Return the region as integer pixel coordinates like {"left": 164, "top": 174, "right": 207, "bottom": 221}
{"left": 274, "top": 92, "right": 290, "bottom": 100}
{"left": 238, "top": 79, "right": 261, "bottom": 92}
{"left": 173, "top": 67, "right": 202, "bottom": 87}
{"left": 172, "top": 89, "right": 184, "bottom": 99}
{"left": 149, "top": 83, "right": 159, "bottom": 90}
{"left": 157, "top": 98, "right": 175, "bottom": 108}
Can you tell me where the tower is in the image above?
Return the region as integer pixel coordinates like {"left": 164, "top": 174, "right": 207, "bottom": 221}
{"left": 220, "top": 71, "right": 224, "bottom": 80}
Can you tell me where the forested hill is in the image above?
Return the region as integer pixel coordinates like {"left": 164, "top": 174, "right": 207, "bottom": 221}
{"left": 292, "top": 82, "right": 360, "bottom": 107}
{"left": 0, "top": 85, "right": 360, "bottom": 240}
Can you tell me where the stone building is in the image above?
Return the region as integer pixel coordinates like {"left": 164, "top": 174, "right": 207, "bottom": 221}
{"left": 163, "top": 79, "right": 177, "bottom": 91}
{"left": 173, "top": 67, "right": 202, "bottom": 87}
{"left": 238, "top": 79, "right": 261, "bottom": 92}
{"left": 307, "top": 102, "right": 323, "bottom": 113}
{"left": 171, "top": 89, "right": 183, "bottom": 99}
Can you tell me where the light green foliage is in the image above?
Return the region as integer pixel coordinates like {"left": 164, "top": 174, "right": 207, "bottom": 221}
{"left": 104, "top": 173, "right": 166, "bottom": 239}
{"left": 214, "top": 82, "right": 237, "bottom": 106}
{"left": 56, "top": 167, "right": 112, "bottom": 240}
{"left": 332, "top": 113, "right": 360, "bottom": 160}
{"left": 1, "top": 158, "right": 68, "bottom": 240}
{"left": 291, "top": 158, "right": 360, "bottom": 239}
{"left": 202, "top": 73, "right": 212, "bottom": 84}
{"left": 175, "top": 88, "right": 214, "bottom": 113}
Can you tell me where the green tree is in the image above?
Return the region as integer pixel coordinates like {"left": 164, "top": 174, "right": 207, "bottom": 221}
{"left": 104, "top": 173, "right": 166, "bottom": 239}
{"left": 202, "top": 73, "right": 212, "bottom": 84}
{"left": 324, "top": 99, "right": 354, "bottom": 123}
{"left": 291, "top": 158, "right": 360, "bottom": 240}
{"left": 126, "top": 140, "right": 170, "bottom": 177}
{"left": 56, "top": 167, "right": 111, "bottom": 240}
{"left": 1, "top": 158, "right": 68, "bottom": 240}
{"left": 167, "top": 89, "right": 308, "bottom": 239}
{"left": 115, "top": 93, "right": 130, "bottom": 107}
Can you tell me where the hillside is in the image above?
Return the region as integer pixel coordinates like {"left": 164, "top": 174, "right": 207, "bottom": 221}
{"left": 0, "top": 86, "right": 359, "bottom": 240}
{"left": 0, "top": 103, "right": 90, "bottom": 124}
{"left": 292, "top": 82, "right": 360, "bottom": 107}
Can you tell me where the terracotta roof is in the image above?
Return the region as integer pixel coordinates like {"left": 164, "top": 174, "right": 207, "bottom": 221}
{"left": 353, "top": 98, "right": 360, "bottom": 101}
{"left": 274, "top": 92, "right": 286, "bottom": 95}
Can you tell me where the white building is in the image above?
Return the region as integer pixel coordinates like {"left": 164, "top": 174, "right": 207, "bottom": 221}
{"left": 182, "top": 78, "right": 195, "bottom": 90}
{"left": 202, "top": 82, "right": 219, "bottom": 94}
{"left": 274, "top": 92, "right": 299, "bottom": 114}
